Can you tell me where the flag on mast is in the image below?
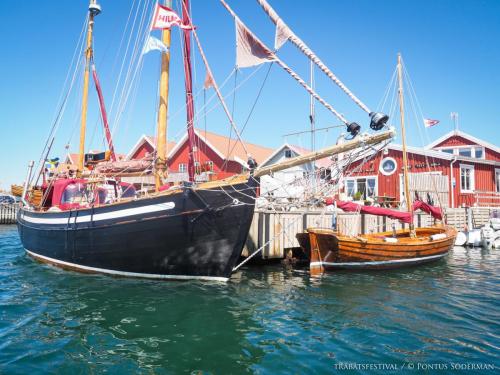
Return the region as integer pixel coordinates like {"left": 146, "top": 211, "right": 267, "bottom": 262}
{"left": 151, "top": 3, "right": 191, "bottom": 30}
{"left": 142, "top": 35, "right": 169, "bottom": 54}
{"left": 236, "top": 19, "right": 276, "bottom": 68}
{"left": 423, "top": 118, "right": 440, "bottom": 128}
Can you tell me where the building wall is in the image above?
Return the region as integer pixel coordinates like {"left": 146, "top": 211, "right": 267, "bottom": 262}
{"left": 434, "top": 135, "right": 500, "bottom": 162}
{"left": 346, "top": 147, "right": 498, "bottom": 208}
{"left": 168, "top": 135, "right": 243, "bottom": 179}
{"left": 131, "top": 142, "right": 154, "bottom": 160}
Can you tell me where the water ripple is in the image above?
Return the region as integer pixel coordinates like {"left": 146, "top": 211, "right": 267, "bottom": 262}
{"left": 0, "top": 225, "right": 498, "bottom": 373}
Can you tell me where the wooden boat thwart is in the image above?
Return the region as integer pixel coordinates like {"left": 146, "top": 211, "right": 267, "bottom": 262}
{"left": 306, "top": 226, "right": 457, "bottom": 274}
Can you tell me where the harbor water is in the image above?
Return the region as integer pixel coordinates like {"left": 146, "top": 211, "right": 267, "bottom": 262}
{"left": 0, "top": 225, "right": 498, "bottom": 373}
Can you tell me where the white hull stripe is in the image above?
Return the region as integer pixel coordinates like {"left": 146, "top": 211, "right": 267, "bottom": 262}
{"left": 25, "top": 249, "right": 229, "bottom": 282}
{"left": 310, "top": 253, "right": 447, "bottom": 268}
{"left": 20, "top": 202, "right": 175, "bottom": 225}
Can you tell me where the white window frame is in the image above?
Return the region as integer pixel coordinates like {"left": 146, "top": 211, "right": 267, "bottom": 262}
{"left": 436, "top": 145, "right": 485, "bottom": 160}
{"left": 344, "top": 176, "right": 378, "bottom": 199}
{"left": 179, "top": 163, "right": 187, "bottom": 173}
{"left": 284, "top": 149, "right": 293, "bottom": 158}
{"left": 459, "top": 164, "right": 475, "bottom": 193}
{"left": 379, "top": 157, "right": 397, "bottom": 176}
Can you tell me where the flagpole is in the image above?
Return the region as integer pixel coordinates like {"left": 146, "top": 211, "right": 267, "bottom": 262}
{"left": 155, "top": 0, "right": 173, "bottom": 190}
{"left": 77, "top": 0, "right": 101, "bottom": 174}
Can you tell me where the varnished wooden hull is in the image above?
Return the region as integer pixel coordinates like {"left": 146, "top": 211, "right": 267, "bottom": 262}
{"left": 305, "top": 226, "right": 457, "bottom": 274}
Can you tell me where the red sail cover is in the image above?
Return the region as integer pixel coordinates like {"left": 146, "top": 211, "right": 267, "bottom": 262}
{"left": 325, "top": 199, "right": 443, "bottom": 223}
{"left": 412, "top": 200, "right": 443, "bottom": 221}
{"left": 329, "top": 199, "right": 412, "bottom": 223}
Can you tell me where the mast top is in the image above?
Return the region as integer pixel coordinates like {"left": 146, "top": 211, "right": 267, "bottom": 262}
{"left": 89, "top": 0, "right": 101, "bottom": 16}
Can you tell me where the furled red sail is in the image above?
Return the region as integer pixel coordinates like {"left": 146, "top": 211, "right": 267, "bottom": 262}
{"left": 412, "top": 200, "right": 443, "bottom": 221}
{"left": 325, "top": 199, "right": 443, "bottom": 223}
{"left": 326, "top": 198, "right": 412, "bottom": 223}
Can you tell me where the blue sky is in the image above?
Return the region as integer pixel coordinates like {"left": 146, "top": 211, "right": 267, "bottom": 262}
{"left": 1, "top": 0, "right": 499, "bottom": 189}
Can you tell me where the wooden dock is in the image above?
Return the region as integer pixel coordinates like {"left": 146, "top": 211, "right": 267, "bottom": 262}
{"left": 0, "top": 204, "right": 18, "bottom": 224}
{"left": 243, "top": 207, "right": 499, "bottom": 259}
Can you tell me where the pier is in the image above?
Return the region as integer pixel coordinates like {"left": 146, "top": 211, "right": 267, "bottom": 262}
{"left": 0, "top": 204, "right": 17, "bottom": 224}
{"left": 243, "top": 207, "right": 497, "bottom": 259}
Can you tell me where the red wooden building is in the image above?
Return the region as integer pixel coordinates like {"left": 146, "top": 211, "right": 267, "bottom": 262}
{"left": 344, "top": 130, "right": 500, "bottom": 208}
{"left": 128, "top": 129, "right": 274, "bottom": 182}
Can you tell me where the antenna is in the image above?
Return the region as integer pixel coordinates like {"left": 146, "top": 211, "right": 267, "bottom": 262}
{"left": 450, "top": 112, "right": 459, "bottom": 133}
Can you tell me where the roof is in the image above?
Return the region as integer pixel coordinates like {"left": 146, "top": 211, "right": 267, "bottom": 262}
{"left": 425, "top": 130, "right": 500, "bottom": 154}
{"left": 260, "top": 143, "right": 333, "bottom": 169}
{"left": 167, "top": 128, "right": 274, "bottom": 166}
{"left": 126, "top": 134, "right": 176, "bottom": 160}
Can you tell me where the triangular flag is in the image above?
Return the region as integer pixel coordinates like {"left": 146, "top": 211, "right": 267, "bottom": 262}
{"left": 236, "top": 19, "right": 275, "bottom": 68}
{"left": 142, "top": 35, "right": 169, "bottom": 55}
{"left": 204, "top": 71, "right": 215, "bottom": 89}
{"left": 274, "top": 18, "right": 292, "bottom": 50}
{"left": 423, "top": 118, "right": 440, "bottom": 128}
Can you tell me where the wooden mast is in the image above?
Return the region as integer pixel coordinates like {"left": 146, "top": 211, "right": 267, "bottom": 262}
{"left": 155, "top": 0, "right": 173, "bottom": 190}
{"left": 397, "top": 53, "right": 415, "bottom": 235}
{"left": 77, "top": 0, "right": 100, "bottom": 174}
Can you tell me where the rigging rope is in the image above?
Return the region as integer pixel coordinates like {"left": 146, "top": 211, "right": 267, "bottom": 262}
{"left": 255, "top": 0, "right": 371, "bottom": 114}
{"left": 219, "top": 0, "right": 350, "bottom": 126}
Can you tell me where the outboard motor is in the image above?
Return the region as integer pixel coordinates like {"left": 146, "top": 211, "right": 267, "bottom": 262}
{"left": 369, "top": 112, "right": 389, "bottom": 131}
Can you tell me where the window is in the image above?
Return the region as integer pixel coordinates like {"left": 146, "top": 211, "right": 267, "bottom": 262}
{"left": 284, "top": 149, "right": 292, "bottom": 158}
{"left": 179, "top": 163, "right": 186, "bottom": 173}
{"left": 206, "top": 161, "right": 214, "bottom": 172}
{"left": 496, "top": 169, "right": 500, "bottom": 193}
{"left": 379, "top": 157, "right": 397, "bottom": 176}
{"left": 458, "top": 148, "right": 472, "bottom": 157}
{"left": 345, "top": 177, "right": 377, "bottom": 200}
{"left": 474, "top": 147, "right": 483, "bottom": 158}
{"left": 460, "top": 164, "right": 474, "bottom": 192}
{"left": 194, "top": 161, "right": 201, "bottom": 174}
{"left": 441, "top": 148, "right": 454, "bottom": 154}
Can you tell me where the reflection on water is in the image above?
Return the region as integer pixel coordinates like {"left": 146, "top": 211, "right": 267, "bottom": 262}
{"left": 0, "top": 225, "right": 498, "bottom": 373}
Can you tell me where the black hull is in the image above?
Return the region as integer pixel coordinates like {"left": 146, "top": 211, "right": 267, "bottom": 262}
{"left": 17, "top": 178, "right": 257, "bottom": 281}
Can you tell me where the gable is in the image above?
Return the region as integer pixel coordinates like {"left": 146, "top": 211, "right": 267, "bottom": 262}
{"left": 433, "top": 135, "right": 476, "bottom": 148}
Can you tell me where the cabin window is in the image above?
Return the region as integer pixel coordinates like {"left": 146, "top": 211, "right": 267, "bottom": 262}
{"left": 61, "top": 183, "right": 89, "bottom": 205}
{"left": 121, "top": 184, "right": 136, "bottom": 198}
{"left": 460, "top": 164, "right": 474, "bottom": 192}
{"left": 284, "top": 149, "right": 292, "bottom": 158}
{"left": 458, "top": 148, "right": 472, "bottom": 158}
{"left": 179, "top": 163, "right": 186, "bottom": 173}
{"left": 379, "top": 157, "right": 397, "bottom": 176}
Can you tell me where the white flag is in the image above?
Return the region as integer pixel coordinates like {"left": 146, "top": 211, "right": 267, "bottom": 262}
{"left": 142, "top": 35, "right": 169, "bottom": 55}
{"left": 274, "top": 18, "right": 292, "bottom": 50}
{"left": 236, "top": 19, "right": 275, "bottom": 68}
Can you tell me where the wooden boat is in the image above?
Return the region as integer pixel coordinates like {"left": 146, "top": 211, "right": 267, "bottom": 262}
{"left": 304, "top": 54, "right": 457, "bottom": 275}
{"left": 18, "top": 0, "right": 393, "bottom": 281}
{"left": 307, "top": 226, "right": 456, "bottom": 274}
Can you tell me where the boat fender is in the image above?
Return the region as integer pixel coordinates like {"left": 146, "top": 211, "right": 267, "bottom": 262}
{"left": 384, "top": 237, "right": 398, "bottom": 243}
{"left": 430, "top": 233, "right": 446, "bottom": 241}
{"left": 455, "top": 231, "right": 467, "bottom": 246}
